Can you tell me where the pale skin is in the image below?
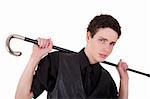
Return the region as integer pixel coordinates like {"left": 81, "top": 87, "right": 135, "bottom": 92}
{"left": 15, "top": 28, "right": 128, "bottom": 99}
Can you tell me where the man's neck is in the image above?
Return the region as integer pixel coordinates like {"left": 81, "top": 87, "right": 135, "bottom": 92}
{"left": 84, "top": 48, "right": 97, "bottom": 64}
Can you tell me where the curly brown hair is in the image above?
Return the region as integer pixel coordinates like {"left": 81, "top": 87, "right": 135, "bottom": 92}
{"left": 87, "top": 14, "right": 121, "bottom": 38}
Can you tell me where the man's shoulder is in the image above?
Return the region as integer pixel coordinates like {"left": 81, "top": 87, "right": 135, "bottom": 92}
{"left": 45, "top": 51, "right": 78, "bottom": 61}
{"left": 101, "top": 66, "right": 114, "bottom": 81}
{"left": 48, "top": 51, "right": 77, "bottom": 56}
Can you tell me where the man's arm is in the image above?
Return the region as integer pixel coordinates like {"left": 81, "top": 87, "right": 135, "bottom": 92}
{"left": 118, "top": 79, "right": 128, "bottom": 99}
{"left": 117, "top": 59, "right": 129, "bottom": 99}
{"left": 15, "top": 57, "right": 39, "bottom": 99}
{"left": 15, "top": 38, "right": 53, "bottom": 99}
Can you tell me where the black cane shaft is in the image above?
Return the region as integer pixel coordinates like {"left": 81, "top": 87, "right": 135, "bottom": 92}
{"left": 24, "top": 37, "right": 150, "bottom": 78}
{"left": 102, "top": 61, "right": 150, "bottom": 77}
{"left": 102, "top": 61, "right": 117, "bottom": 67}
{"left": 25, "top": 37, "right": 76, "bottom": 53}
{"left": 53, "top": 45, "right": 76, "bottom": 53}
{"left": 127, "top": 68, "right": 150, "bottom": 77}
{"left": 25, "top": 37, "right": 38, "bottom": 45}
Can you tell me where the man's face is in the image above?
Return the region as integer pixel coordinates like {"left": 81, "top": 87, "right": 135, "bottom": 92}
{"left": 86, "top": 27, "right": 118, "bottom": 63}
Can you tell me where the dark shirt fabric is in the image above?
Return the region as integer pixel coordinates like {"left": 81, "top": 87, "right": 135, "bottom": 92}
{"left": 31, "top": 48, "right": 118, "bottom": 98}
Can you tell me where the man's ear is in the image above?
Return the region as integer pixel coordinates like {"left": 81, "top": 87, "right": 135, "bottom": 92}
{"left": 86, "top": 32, "right": 92, "bottom": 41}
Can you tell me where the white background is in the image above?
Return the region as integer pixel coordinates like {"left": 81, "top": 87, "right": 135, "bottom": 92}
{"left": 0, "top": 0, "right": 150, "bottom": 99}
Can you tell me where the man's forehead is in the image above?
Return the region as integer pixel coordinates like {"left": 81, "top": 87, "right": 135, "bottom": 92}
{"left": 94, "top": 28, "right": 118, "bottom": 39}
{"left": 96, "top": 28, "right": 118, "bottom": 37}
{"left": 97, "top": 36, "right": 118, "bottom": 43}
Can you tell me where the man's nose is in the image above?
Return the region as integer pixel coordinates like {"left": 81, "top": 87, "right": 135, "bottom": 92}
{"left": 103, "top": 43, "right": 111, "bottom": 52}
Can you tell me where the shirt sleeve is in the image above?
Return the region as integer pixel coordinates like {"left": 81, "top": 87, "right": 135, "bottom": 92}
{"left": 31, "top": 51, "right": 59, "bottom": 98}
{"left": 109, "top": 78, "right": 118, "bottom": 99}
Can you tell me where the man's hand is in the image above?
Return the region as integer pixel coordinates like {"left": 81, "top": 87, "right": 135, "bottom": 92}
{"left": 117, "top": 59, "right": 129, "bottom": 99}
{"left": 31, "top": 38, "right": 53, "bottom": 60}
{"left": 117, "top": 59, "right": 129, "bottom": 81}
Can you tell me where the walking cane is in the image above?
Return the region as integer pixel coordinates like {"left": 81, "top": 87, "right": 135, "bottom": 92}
{"left": 6, "top": 34, "right": 150, "bottom": 78}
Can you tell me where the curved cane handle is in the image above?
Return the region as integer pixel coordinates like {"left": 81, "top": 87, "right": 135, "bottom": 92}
{"left": 6, "top": 34, "right": 76, "bottom": 56}
{"left": 6, "top": 34, "right": 25, "bottom": 56}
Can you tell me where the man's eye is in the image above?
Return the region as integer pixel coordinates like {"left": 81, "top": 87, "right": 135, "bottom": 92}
{"left": 110, "top": 43, "right": 115, "bottom": 46}
{"left": 99, "top": 39, "right": 106, "bottom": 42}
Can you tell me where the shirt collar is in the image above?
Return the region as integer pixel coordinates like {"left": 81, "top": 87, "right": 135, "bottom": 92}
{"left": 78, "top": 48, "right": 100, "bottom": 70}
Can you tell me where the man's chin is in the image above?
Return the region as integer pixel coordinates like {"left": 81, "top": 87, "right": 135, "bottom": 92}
{"left": 97, "top": 58, "right": 106, "bottom": 62}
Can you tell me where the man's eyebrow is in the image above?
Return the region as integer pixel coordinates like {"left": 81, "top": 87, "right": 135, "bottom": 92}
{"left": 99, "top": 36, "right": 116, "bottom": 43}
{"left": 99, "top": 36, "right": 108, "bottom": 40}
{"left": 110, "top": 42, "right": 116, "bottom": 44}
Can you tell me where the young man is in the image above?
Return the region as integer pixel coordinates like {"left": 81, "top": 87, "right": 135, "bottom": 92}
{"left": 15, "top": 14, "right": 128, "bottom": 99}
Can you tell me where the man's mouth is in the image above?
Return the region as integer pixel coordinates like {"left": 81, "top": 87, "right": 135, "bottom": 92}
{"left": 99, "top": 53, "right": 107, "bottom": 58}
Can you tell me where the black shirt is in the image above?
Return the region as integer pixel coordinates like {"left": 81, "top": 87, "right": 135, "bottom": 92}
{"left": 31, "top": 48, "right": 118, "bottom": 98}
